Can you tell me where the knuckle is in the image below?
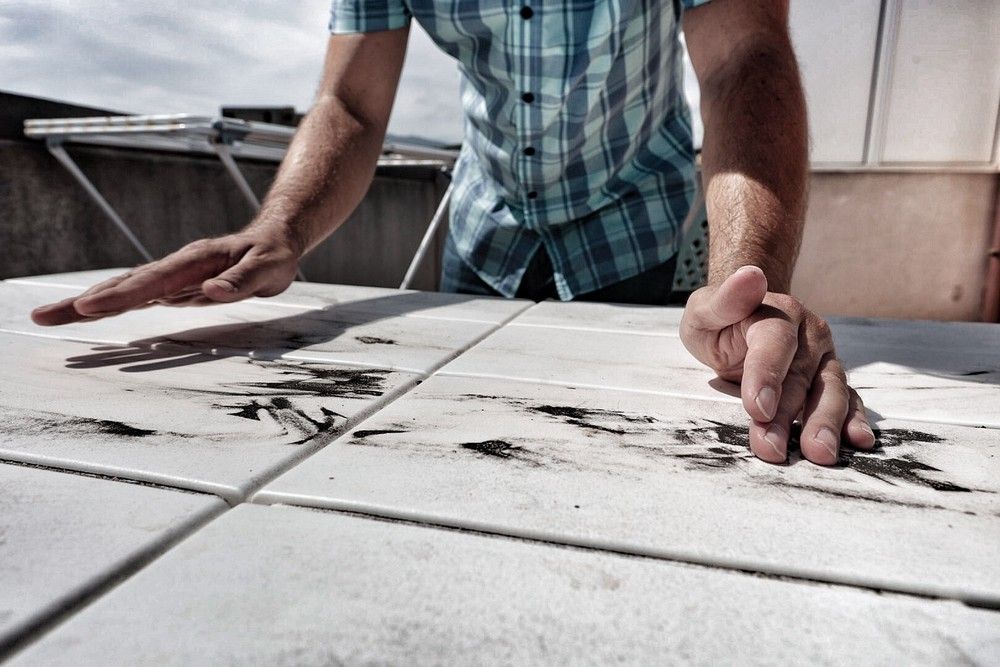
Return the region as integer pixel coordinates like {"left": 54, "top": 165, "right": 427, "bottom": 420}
{"left": 812, "top": 317, "right": 833, "bottom": 341}
{"left": 772, "top": 293, "right": 804, "bottom": 316}
{"left": 184, "top": 238, "right": 216, "bottom": 256}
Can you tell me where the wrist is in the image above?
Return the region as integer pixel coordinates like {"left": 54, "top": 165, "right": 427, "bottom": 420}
{"left": 244, "top": 216, "right": 309, "bottom": 260}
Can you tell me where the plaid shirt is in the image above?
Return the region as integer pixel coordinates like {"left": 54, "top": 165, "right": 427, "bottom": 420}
{"left": 330, "top": 0, "right": 709, "bottom": 299}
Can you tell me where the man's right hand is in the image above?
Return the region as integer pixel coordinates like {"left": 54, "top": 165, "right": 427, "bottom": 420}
{"left": 30, "top": 229, "right": 301, "bottom": 326}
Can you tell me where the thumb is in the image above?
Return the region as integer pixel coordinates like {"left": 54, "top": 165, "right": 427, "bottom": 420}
{"left": 202, "top": 258, "right": 269, "bottom": 303}
{"left": 687, "top": 265, "right": 768, "bottom": 331}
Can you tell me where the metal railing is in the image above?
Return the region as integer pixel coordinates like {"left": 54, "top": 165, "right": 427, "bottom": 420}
{"left": 24, "top": 114, "right": 458, "bottom": 285}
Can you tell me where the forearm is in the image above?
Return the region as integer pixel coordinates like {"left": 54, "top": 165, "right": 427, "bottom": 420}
{"left": 698, "top": 36, "right": 808, "bottom": 293}
{"left": 246, "top": 94, "right": 387, "bottom": 257}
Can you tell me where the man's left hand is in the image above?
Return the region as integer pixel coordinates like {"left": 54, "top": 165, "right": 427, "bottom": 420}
{"left": 680, "top": 265, "right": 877, "bottom": 465}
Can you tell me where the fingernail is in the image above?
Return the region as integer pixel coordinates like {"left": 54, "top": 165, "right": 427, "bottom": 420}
{"left": 755, "top": 387, "right": 777, "bottom": 420}
{"left": 211, "top": 280, "right": 237, "bottom": 293}
{"left": 763, "top": 424, "right": 785, "bottom": 460}
{"left": 859, "top": 421, "right": 876, "bottom": 444}
{"left": 815, "top": 427, "right": 839, "bottom": 459}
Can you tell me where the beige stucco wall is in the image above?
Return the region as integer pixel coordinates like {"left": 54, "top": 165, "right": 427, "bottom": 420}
{"left": 791, "top": 172, "right": 998, "bottom": 322}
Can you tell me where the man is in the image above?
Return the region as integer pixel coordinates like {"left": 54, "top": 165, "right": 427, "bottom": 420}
{"left": 32, "top": 0, "right": 876, "bottom": 465}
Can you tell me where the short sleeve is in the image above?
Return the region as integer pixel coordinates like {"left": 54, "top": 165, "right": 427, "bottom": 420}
{"left": 328, "top": 0, "right": 411, "bottom": 34}
{"left": 681, "top": 0, "right": 712, "bottom": 8}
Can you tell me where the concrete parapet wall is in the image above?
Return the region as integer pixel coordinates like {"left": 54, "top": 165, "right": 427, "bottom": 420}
{"left": 0, "top": 139, "right": 447, "bottom": 290}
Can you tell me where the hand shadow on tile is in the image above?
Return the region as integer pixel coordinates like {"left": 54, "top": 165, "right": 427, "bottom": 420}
{"left": 61, "top": 293, "right": 456, "bottom": 373}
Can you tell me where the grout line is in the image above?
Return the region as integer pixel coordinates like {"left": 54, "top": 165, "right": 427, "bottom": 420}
{"left": 506, "top": 321, "right": 681, "bottom": 337}
{"left": 259, "top": 500, "right": 1000, "bottom": 613}
{"left": 0, "top": 499, "right": 227, "bottom": 661}
{"left": 0, "top": 297, "right": 537, "bottom": 656}
{"left": 0, "top": 456, "right": 236, "bottom": 501}
{"left": 234, "top": 373, "right": 428, "bottom": 505}
{"left": 243, "top": 299, "right": 535, "bottom": 503}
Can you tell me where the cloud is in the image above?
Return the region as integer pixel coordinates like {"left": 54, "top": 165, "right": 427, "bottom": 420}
{"left": 0, "top": 0, "right": 464, "bottom": 142}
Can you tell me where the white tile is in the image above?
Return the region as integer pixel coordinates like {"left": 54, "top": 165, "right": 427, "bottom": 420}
{"left": 5, "top": 268, "right": 128, "bottom": 289}
{"left": 11, "top": 505, "right": 999, "bottom": 665}
{"left": 1, "top": 282, "right": 512, "bottom": 374}
{"left": 0, "top": 462, "right": 224, "bottom": 652}
{"left": 510, "top": 300, "right": 684, "bottom": 335}
{"left": 5, "top": 270, "right": 531, "bottom": 324}
{"left": 265, "top": 280, "right": 532, "bottom": 324}
{"left": 257, "top": 375, "right": 1000, "bottom": 603}
{"left": 439, "top": 323, "right": 718, "bottom": 396}
{"left": 440, "top": 314, "right": 1000, "bottom": 427}
{"left": 829, "top": 316, "right": 1000, "bottom": 352}
{"left": 846, "top": 361, "right": 1000, "bottom": 428}
{"left": 0, "top": 332, "right": 419, "bottom": 503}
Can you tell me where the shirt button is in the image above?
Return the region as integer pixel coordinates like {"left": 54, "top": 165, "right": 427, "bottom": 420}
{"left": 523, "top": 146, "right": 536, "bottom": 156}
{"left": 521, "top": 92, "right": 535, "bottom": 103}
{"left": 527, "top": 191, "right": 538, "bottom": 199}
{"left": 519, "top": 6, "right": 534, "bottom": 19}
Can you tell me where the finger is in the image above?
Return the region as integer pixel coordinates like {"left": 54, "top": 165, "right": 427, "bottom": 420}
{"left": 75, "top": 242, "right": 232, "bottom": 316}
{"left": 202, "top": 253, "right": 284, "bottom": 303}
{"left": 799, "top": 354, "right": 850, "bottom": 466}
{"left": 842, "top": 388, "right": 877, "bottom": 450}
{"left": 30, "top": 272, "right": 135, "bottom": 326}
{"left": 740, "top": 314, "right": 798, "bottom": 421}
{"left": 748, "top": 349, "right": 817, "bottom": 464}
{"left": 684, "top": 265, "right": 768, "bottom": 332}
{"left": 154, "top": 295, "right": 216, "bottom": 307}
{"left": 31, "top": 295, "right": 91, "bottom": 326}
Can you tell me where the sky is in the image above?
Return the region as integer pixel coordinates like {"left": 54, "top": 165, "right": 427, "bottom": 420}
{"left": 1, "top": 0, "right": 701, "bottom": 145}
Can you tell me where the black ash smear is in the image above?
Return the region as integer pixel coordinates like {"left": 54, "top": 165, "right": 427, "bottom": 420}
{"left": 530, "top": 404, "right": 657, "bottom": 436}
{"left": 527, "top": 401, "right": 982, "bottom": 499}
{"left": 81, "top": 418, "right": 155, "bottom": 438}
{"left": 841, "top": 428, "right": 972, "bottom": 492}
{"left": 230, "top": 361, "right": 390, "bottom": 400}
{"left": 459, "top": 439, "right": 541, "bottom": 466}
{"left": 354, "top": 336, "right": 396, "bottom": 345}
{"left": 675, "top": 422, "right": 978, "bottom": 496}
{"left": 351, "top": 429, "right": 408, "bottom": 439}
{"left": 211, "top": 361, "right": 387, "bottom": 444}
{"left": 4, "top": 412, "right": 187, "bottom": 441}
{"left": 223, "top": 397, "right": 346, "bottom": 445}
{"left": 779, "top": 482, "right": 950, "bottom": 512}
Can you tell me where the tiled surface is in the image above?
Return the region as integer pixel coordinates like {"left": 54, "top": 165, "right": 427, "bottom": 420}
{"left": 6, "top": 268, "right": 127, "bottom": 290}
{"left": 829, "top": 315, "right": 1000, "bottom": 350}
{"left": 0, "top": 282, "right": 525, "bottom": 374}
{"left": 510, "top": 299, "right": 685, "bottom": 334}
{"left": 0, "top": 462, "right": 224, "bottom": 652}
{"left": 0, "top": 332, "right": 419, "bottom": 503}
{"left": 4, "top": 272, "right": 999, "bottom": 662}
{"left": 439, "top": 323, "right": 718, "bottom": 394}
{"left": 256, "top": 374, "right": 1000, "bottom": 603}
{"left": 439, "top": 318, "right": 1000, "bottom": 426}
{"left": 11, "top": 504, "right": 1000, "bottom": 665}
{"left": 6, "top": 269, "right": 530, "bottom": 324}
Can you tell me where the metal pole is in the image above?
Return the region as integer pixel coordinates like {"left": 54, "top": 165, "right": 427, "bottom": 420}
{"left": 212, "top": 140, "right": 307, "bottom": 282}
{"left": 47, "top": 140, "right": 154, "bottom": 263}
{"left": 400, "top": 180, "right": 454, "bottom": 290}
{"left": 212, "top": 141, "right": 261, "bottom": 210}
